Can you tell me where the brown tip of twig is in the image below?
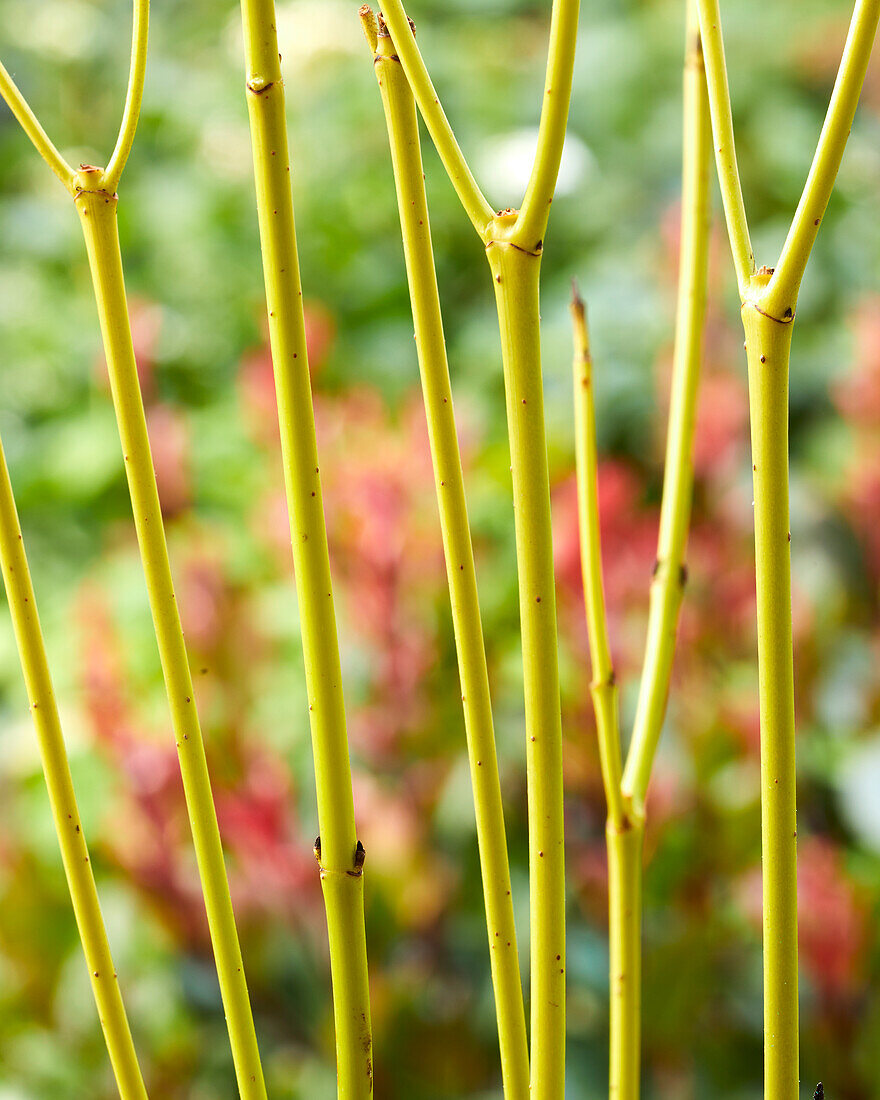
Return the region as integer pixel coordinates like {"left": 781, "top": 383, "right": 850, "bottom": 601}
{"left": 569, "top": 279, "right": 591, "bottom": 365}
{"left": 570, "top": 280, "right": 587, "bottom": 334}
{"left": 359, "top": 4, "right": 379, "bottom": 50}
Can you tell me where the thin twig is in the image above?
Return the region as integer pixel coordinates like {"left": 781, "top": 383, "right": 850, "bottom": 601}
{"left": 695, "top": 0, "right": 754, "bottom": 294}
{"left": 575, "top": 5, "right": 712, "bottom": 1094}
{"left": 570, "top": 286, "right": 626, "bottom": 832}
{"left": 104, "top": 0, "right": 150, "bottom": 192}
{"left": 0, "top": 60, "right": 75, "bottom": 190}
{"left": 516, "top": 0, "right": 580, "bottom": 249}
{"left": 622, "top": 0, "right": 713, "bottom": 810}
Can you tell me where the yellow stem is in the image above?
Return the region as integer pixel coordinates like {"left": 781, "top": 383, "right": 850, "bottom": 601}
{"left": 487, "top": 219, "right": 565, "bottom": 1100}
{"left": 239, "top": 1, "right": 372, "bottom": 1094}
{"left": 104, "top": 0, "right": 150, "bottom": 193}
{"left": 0, "top": 60, "right": 75, "bottom": 191}
{"left": 622, "top": 0, "right": 713, "bottom": 811}
{"left": 516, "top": 0, "right": 581, "bottom": 249}
{"left": 570, "top": 290, "right": 625, "bottom": 832}
{"left": 694, "top": 0, "right": 754, "bottom": 294}
{"left": 742, "top": 273, "right": 798, "bottom": 1100}
{"left": 607, "top": 816, "right": 644, "bottom": 1100}
{"left": 570, "top": 287, "right": 643, "bottom": 1099}
{"left": 367, "top": 16, "right": 529, "bottom": 1096}
{"left": 0, "top": 435, "right": 148, "bottom": 1100}
{"left": 74, "top": 175, "right": 266, "bottom": 1100}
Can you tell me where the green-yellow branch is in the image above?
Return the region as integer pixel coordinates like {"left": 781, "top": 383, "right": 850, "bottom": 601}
{"left": 741, "top": 274, "right": 798, "bottom": 1100}
{"left": 487, "top": 219, "right": 565, "bottom": 1100}
{"left": 571, "top": 295, "right": 646, "bottom": 1100}
{"left": 104, "top": 0, "right": 150, "bottom": 193}
{"left": 517, "top": 0, "right": 580, "bottom": 248}
{"left": 239, "top": 0, "right": 372, "bottom": 1094}
{"left": 570, "top": 290, "right": 646, "bottom": 1100}
{"left": 365, "top": 13, "right": 529, "bottom": 1095}
{"left": 695, "top": 0, "right": 754, "bottom": 295}
{"left": 0, "top": 61, "right": 75, "bottom": 191}
{"left": 622, "top": 2, "right": 713, "bottom": 812}
{"left": 570, "top": 290, "right": 625, "bottom": 833}
{"left": 0, "top": 433, "right": 148, "bottom": 1100}
{"left": 1, "top": 0, "right": 150, "bottom": 195}
{"left": 606, "top": 815, "right": 644, "bottom": 1100}
{"left": 75, "top": 177, "right": 266, "bottom": 1100}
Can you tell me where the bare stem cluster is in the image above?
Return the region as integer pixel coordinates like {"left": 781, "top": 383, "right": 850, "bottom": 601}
{"left": 1, "top": 0, "right": 878, "bottom": 1097}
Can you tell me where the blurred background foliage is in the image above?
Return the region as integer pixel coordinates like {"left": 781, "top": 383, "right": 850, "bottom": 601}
{"left": 1, "top": 0, "right": 880, "bottom": 1095}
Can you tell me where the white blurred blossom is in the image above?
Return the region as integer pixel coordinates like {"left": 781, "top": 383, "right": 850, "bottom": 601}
{"left": 836, "top": 732, "right": 880, "bottom": 851}
{"left": 226, "top": 0, "right": 365, "bottom": 68}
{"left": 3, "top": 0, "right": 98, "bottom": 60}
{"left": 476, "top": 127, "right": 594, "bottom": 205}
